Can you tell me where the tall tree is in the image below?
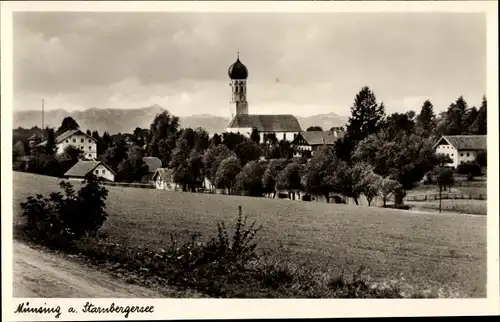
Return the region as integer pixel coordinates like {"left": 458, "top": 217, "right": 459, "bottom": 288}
{"left": 44, "top": 128, "right": 57, "bottom": 156}
{"left": 56, "top": 117, "right": 80, "bottom": 136}
{"left": 146, "top": 111, "right": 180, "bottom": 166}
{"left": 383, "top": 112, "right": 415, "bottom": 138}
{"left": 234, "top": 139, "right": 263, "bottom": 166}
{"left": 416, "top": 100, "right": 436, "bottom": 138}
{"left": 470, "top": 95, "right": 487, "bottom": 135}
{"left": 301, "top": 146, "right": 339, "bottom": 203}
{"left": 345, "top": 86, "right": 386, "bottom": 142}
{"left": 209, "top": 133, "right": 222, "bottom": 147}
{"left": 444, "top": 96, "right": 468, "bottom": 135}
{"left": 463, "top": 106, "right": 479, "bottom": 133}
{"left": 250, "top": 127, "right": 261, "bottom": 144}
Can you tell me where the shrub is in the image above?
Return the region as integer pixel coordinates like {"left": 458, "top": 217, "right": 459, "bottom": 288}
{"left": 19, "top": 177, "right": 108, "bottom": 247}
{"left": 456, "top": 161, "right": 482, "bottom": 181}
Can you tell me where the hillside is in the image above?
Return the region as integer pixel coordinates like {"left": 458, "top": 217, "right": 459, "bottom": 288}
{"left": 13, "top": 106, "right": 348, "bottom": 135}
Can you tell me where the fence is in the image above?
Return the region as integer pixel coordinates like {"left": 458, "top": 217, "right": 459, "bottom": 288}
{"left": 99, "top": 181, "right": 155, "bottom": 189}
{"left": 405, "top": 193, "right": 486, "bottom": 202}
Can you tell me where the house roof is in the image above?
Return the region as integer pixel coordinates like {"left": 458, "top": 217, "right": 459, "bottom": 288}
{"left": 152, "top": 168, "right": 174, "bottom": 182}
{"left": 64, "top": 160, "right": 115, "bottom": 178}
{"left": 227, "top": 114, "right": 302, "bottom": 132}
{"left": 433, "top": 135, "right": 487, "bottom": 151}
{"left": 143, "top": 157, "right": 162, "bottom": 173}
{"left": 38, "top": 129, "right": 97, "bottom": 146}
{"left": 293, "top": 131, "right": 341, "bottom": 146}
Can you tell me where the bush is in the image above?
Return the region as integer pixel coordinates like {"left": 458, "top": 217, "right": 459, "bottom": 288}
{"left": 456, "top": 161, "right": 481, "bottom": 181}
{"left": 19, "top": 177, "right": 108, "bottom": 247}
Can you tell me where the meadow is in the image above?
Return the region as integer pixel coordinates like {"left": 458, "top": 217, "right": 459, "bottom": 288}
{"left": 13, "top": 172, "right": 487, "bottom": 297}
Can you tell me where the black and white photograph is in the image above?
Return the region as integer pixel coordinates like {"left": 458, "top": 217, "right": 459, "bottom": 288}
{"left": 1, "top": 0, "right": 499, "bottom": 319}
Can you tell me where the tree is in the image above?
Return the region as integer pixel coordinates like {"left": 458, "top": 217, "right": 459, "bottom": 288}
{"left": 250, "top": 128, "right": 261, "bottom": 144}
{"left": 101, "top": 139, "right": 128, "bottom": 172}
{"left": 235, "top": 160, "right": 265, "bottom": 197}
{"left": 463, "top": 106, "right": 479, "bottom": 134}
{"left": 13, "top": 141, "right": 25, "bottom": 160}
{"left": 344, "top": 86, "right": 386, "bottom": 159}
{"left": 146, "top": 111, "right": 180, "bottom": 167}
{"left": 117, "top": 146, "right": 149, "bottom": 183}
{"left": 43, "top": 128, "right": 58, "bottom": 156}
{"left": 307, "top": 126, "right": 323, "bottom": 131}
{"left": 383, "top": 112, "right": 415, "bottom": 138}
{"left": 360, "top": 171, "right": 381, "bottom": 206}
{"left": 301, "top": 147, "right": 338, "bottom": 203}
{"left": 354, "top": 132, "right": 437, "bottom": 191}
{"left": 56, "top": 117, "right": 80, "bottom": 136}
{"left": 476, "top": 151, "right": 487, "bottom": 168}
{"left": 435, "top": 167, "right": 454, "bottom": 212}
{"left": 443, "top": 96, "right": 468, "bottom": 135}
{"left": 329, "top": 161, "right": 371, "bottom": 205}
{"left": 222, "top": 132, "right": 247, "bottom": 151}
{"left": 378, "top": 178, "right": 401, "bottom": 207}
{"left": 262, "top": 159, "right": 287, "bottom": 198}
{"left": 56, "top": 145, "right": 83, "bottom": 173}
{"left": 470, "top": 96, "right": 487, "bottom": 135}
{"left": 456, "top": 161, "right": 482, "bottom": 181}
{"left": 276, "top": 159, "right": 304, "bottom": 200}
{"left": 209, "top": 133, "right": 222, "bottom": 147}
{"left": 234, "top": 139, "right": 263, "bottom": 166}
{"left": 214, "top": 156, "right": 242, "bottom": 195}
{"left": 416, "top": 100, "right": 436, "bottom": 138}
{"left": 194, "top": 127, "right": 210, "bottom": 153}
{"left": 203, "top": 144, "right": 236, "bottom": 183}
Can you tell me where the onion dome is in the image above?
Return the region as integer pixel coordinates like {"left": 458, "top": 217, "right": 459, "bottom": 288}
{"left": 228, "top": 54, "right": 248, "bottom": 80}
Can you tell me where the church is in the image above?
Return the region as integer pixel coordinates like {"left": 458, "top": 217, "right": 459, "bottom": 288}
{"left": 225, "top": 53, "right": 302, "bottom": 142}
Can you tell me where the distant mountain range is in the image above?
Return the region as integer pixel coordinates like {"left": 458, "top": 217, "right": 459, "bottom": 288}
{"left": 13, "top": 105, "right": 348, "bottom": 135}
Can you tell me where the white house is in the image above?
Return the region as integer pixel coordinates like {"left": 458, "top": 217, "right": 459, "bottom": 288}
{"left": 152, "top": 168, "right": 179, "bottom": 190}
{"left": 225, "top": 53, "right": 302, "bottom": 141}
{"left": 433, "top": 135, "right": 487, "bottom": 168}
{"left": 64, "top": 160, "right": 116, "bottom": 182}
{"left": 39, "top": 129, "right": 98, "bottom": 159}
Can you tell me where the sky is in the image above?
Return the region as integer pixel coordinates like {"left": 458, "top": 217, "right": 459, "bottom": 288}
{"left": 13, "top": 12, "right": 486, "bottom": 117}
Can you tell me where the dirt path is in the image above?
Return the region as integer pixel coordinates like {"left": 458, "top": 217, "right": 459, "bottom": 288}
{"left": 13, "top": 241, "right": 181, "bottom": 298}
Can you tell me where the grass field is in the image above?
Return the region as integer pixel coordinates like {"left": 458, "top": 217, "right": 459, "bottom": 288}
{"left": 12, "top": 172, "right": 487, "bottom": 297}
{"left": 407, "top": 199, "right": 487, "bottom": 215}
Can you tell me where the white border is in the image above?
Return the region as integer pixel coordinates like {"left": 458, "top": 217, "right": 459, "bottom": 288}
{"left": 2, "top": 1, "right": 499, "bottom": 320}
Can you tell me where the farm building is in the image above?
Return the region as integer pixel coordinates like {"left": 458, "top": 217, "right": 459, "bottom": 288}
{"left": 64, "top": 160, "right": 116, "bottom": 182}
{"left": 152, "top": 168, "right": 215, "bottom": 192}
{"left": 142, "top": 157, "right": 162, "bottom": 182}
{"left": 292, "top": 130, "right": 343, "bottom": 157}
{"left": 38, "top": 129, "right": 98, "bottom": 160}
{"left": 433, "top": 135, "right": 486, "bottom": 168}
{"left": 152, "top": 168, "right": 179, "bottom": 190}
{"left": 225, "top": 53, "right": 302, "bottom": 142}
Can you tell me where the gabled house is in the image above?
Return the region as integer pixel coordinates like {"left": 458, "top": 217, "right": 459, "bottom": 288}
{"left": 142, "top": 157, "right": 162, "bottom": 182}
{"left": 152, "top": 168, "right": 179, "bottom": 190}
{"left": 291, "top": 130, "right": 342, "bottom": 157}
{"left": 433, "top": 135, "right": 487, "bottom": 168}
{"left": 64, "top": 160, "right": 116, "bottom": 182}
{"left": 38, "top": 129, "right": 98, "bottom": 160}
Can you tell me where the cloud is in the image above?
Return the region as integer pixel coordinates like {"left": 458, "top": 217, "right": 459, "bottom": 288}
{"left": 13, "top": 12, "right": 486, "bottom": 116}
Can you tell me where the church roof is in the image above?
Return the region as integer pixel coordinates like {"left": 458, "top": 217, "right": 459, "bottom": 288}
{"left": 228, "top": 114, "right": 302, "bottom": 132}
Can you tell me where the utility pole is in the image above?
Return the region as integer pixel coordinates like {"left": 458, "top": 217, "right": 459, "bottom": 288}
{"left": 41, "top": 98, "right": 45, "bottom": 139}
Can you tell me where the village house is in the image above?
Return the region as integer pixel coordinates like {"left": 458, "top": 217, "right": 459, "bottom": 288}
{"left": 291, "top": 130, "right": 343, "bottom": 157}
{"left": 38, "top": 129, "right": 98, "bottom": 160}
{"left": 225, "top": 53, "right": 302, "bottom": 141}
{"left": 64, "top": 160, "right": 116, "bottom": 182}
{"left": 152, "top": 167, "right": 214, "bottom": 192}
{"left": 433, "top": 135, "right": 487, "bottom": 168}
{"left": 142, "top": 156, "right": 162, "bottom": 182}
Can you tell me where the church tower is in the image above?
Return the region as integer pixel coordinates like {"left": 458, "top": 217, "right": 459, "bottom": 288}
{"left": 228, "top": 52, "right": 249, "bottom": 118}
